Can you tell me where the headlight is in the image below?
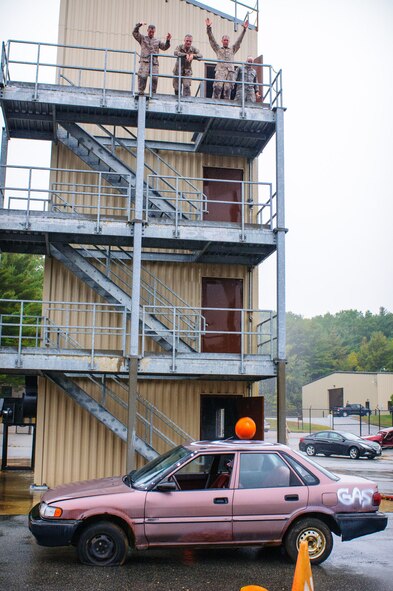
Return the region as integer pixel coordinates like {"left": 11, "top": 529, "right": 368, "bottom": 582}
{"left": 39, "top": 502, "right": 63, "bottom": 518}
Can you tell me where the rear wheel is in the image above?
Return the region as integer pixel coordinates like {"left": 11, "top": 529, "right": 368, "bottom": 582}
{"left": 77, "top": 521, "right": 129, "bottom": 566}
{"left": 349, "top": 446, "right": 360, "bottom": 459}
{"left": 285, "top": 518, "right": 333, "bottom": 565}
{"left": 305, "top": 444, "right": 316, "bottom": 456}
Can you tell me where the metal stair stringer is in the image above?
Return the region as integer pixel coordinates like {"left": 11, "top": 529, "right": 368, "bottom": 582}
{"left": 44, "top": 372, "right": 158, "bottom": 461}
{"left": 49, "top": 242, "right": 195, "bottom": 353}
{"left": 57, "top": 122, "right": 179, "bottom": 217}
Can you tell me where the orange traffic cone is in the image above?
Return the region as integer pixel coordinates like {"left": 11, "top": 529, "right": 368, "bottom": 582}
{"left": 291, "top": 540, "right": 314, "bottom": 591}
{"left": 240, "top": 586, "right": 269, "bottom": 591}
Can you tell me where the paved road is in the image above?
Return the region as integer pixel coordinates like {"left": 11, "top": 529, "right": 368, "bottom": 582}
{"left": 0, "top": 514, "right": 391, "bottom": 591}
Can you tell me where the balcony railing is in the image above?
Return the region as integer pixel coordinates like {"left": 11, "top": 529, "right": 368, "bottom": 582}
{"left": 0, "top": 165, "right": 276, "bottom": 231}
{"left": 0, "top": 299, "right": 277, "bottom": 367}
{"left": 1, "top": 39, "right": 283, "bottom": 109}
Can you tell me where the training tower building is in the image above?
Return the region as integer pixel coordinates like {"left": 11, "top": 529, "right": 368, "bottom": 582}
{"left": 0, "top": 0, "right": 286, "bottom": 486}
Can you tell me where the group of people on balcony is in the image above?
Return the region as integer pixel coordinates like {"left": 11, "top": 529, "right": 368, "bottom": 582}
{"left": 132, "top": 19, "right": 261, "bottom": 103}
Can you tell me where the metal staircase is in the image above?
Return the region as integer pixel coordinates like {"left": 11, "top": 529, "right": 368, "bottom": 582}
{"left": 49, "top": 242, "right": 199, "bottom": 353}
{"left": 44, "top": 372, "right": 193, "bottom": 460}
{"left": 57, "top": 122, "right": 198, "bottom": 219}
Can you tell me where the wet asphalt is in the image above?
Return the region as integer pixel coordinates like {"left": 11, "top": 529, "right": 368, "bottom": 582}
{"left": 0, "top": 514, "right": 392, "bottom": 591}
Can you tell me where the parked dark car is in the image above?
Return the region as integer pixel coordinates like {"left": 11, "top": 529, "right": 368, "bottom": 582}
{"left": 363, "top": 427, "right": 393, "bottom": 449}
{"left": 29, "top": 440, "right": 387, "bottom": 566}
{"left": 299, "top": 430, "right": 381, "bottom": 459}
{"left": 333, "top": 404, "right": 371, "bottom": 417}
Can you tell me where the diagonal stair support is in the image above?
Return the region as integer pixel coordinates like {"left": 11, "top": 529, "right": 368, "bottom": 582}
{"left": 57, "top": 122, "right": 179, "bottom": 217}
{"left": 44, "top": 372, "right": 157, "bottom": 461}
{"left": 49, "top": 242, "right": 194, "bottom": 353}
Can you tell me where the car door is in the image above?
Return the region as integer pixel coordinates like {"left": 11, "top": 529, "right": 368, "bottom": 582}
{"left": 232, "top": 452, "right": 308, "bottom": 542}
{"left": 144, "top": 453, "right": 234, "bottom": 545}
{"left": 328, "top": 431, "right": 350, "bottom": 455}
{"left": 313, "top": 431, "right": 330, "bottom": 454}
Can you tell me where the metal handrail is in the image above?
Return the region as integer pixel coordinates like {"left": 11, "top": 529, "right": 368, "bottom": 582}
{"left": 83, "top": 374, "right": 192, "bottom": 449}
{"left": 141, "top": 305, "right": 277, "bottom": 361}
{"left": 0, "top": 165, "right": 276, "bottom": 230}
{"left": 1, "top": 39, "right": 283, "bottom": 109}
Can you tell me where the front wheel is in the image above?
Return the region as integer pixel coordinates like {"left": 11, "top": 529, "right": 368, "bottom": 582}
{"left": 306, "top": 444, "right": 316, "bottom": 456}
{"left": 284, "top": 518, "right": 333, "bottom": 565}
{"left": 349, "top": 446, "right": 360, "bottom": 459}
{"left": 77, "top": 521, "right": 129, "bottom": 566}
{"left": 342, "top": 411, "right": 348, "bottom": 417}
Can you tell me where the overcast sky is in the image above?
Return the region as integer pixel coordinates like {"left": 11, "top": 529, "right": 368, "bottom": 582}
{"left": 1, "top": 0, "right": 392, "bottom": 318}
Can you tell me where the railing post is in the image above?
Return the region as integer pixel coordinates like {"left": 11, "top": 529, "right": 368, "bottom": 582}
{"left": 90, "top": 303, "right": 96, "bottom": 369}
{"left": 96, "top": 172, "right": 102, "bottom": 233}
{"left": 33, "top": 43, "right": 41, "bottom": 101}
{"left": 102, "top": 49, "right": 108, "bottom": 107}
{"left": 25, "top": 167, "right": 32, "bottom": 229}
{"left": 240, "top": 181, "right": 245, "bottom": 241}
{"left": 0, "top": 128, "right": 9, "bottom": 209}
{"left": 17, "top": 301, "right": 24, "bottom": 367}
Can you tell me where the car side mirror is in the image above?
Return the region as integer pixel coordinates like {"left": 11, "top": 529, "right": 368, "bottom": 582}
{"left": 155, "top": 480, "right": 177, "bottom": 492}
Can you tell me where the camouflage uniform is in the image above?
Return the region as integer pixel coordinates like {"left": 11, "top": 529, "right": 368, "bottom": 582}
{"left": 206, "top": 24, "right": 246, "bottom": 99}
{"left": 132, "top": 23, "right": 170, "bottom": 94}
{"left": 172, "top": 44, "right": 203, "bottom": 97}
{"left": 235, "top": 64, "right": 259, "bottom": 103}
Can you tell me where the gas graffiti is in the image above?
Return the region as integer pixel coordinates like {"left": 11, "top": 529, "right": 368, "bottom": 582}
{"left": 337, "top": 487, "right": 373, "bottom": 507}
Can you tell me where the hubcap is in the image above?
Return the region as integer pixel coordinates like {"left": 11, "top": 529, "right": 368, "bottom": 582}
{"left": 88, "top": 533, "right": 115, "bottom": 561}
{"left": 297, "top": 528, "right": 326, "bottom": 560}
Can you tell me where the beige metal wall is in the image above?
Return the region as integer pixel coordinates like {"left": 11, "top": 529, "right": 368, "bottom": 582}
{"left": 34, "top": 0, "right": 260, "bottom": 487}
{"left": 302, "top": 372, "right": 393, "bottom": 416}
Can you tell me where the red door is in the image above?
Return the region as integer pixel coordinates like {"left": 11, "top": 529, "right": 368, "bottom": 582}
{"left": 203, "top": 167, "right": 243, "bottom": 222}
{"left": 201, "top": 277, "right": 243, "bottom": 353}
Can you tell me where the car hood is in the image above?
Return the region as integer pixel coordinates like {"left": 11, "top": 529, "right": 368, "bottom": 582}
{"left": 359, "top": 440, "right": 380, "bottom": 451}
{"left": 42, "top": 476, "right": 130, "bottom": 504}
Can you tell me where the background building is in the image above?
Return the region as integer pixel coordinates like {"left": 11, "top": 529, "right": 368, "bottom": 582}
{"left": 0, "top": 0, "right": 286, "bottom": 486}
{"left": 302, "top": 372, "right": 393, "bottom": 415}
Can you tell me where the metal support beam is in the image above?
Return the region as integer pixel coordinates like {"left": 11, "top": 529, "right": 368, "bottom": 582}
{"left": 127, "top": 96, "right": 146, "bottom": 472}
{"left": 0, "top": 127, "right": 9, "bottom": 209}
{"left": 275, "top": 107, "right": 287, "bottom": 444}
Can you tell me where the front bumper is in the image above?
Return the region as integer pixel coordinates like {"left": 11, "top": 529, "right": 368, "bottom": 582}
{"left": 335, "top": 511, "right": 388, "bottom": 541}
{"left": 29, "top": 503, "right": 82, "bottom": 547}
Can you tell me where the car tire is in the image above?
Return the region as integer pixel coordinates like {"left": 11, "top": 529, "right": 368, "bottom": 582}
{"left": 284, "top": 518, "right": 333, "bottom": 565}
{"left": 305, "top": 444, "right": 316, "bottom": 456}
{"left": 349, "top": 446, "right": 360, "bottom": 460}
{"left": 77, "top": 521, "right": 129, "bottom": 566}
{"left": 342, "top": 411, "right": 348, "bottom": 417}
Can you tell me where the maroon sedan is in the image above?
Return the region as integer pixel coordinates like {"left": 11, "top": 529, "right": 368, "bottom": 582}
{"left": 29, "top": 440, "right": 387, "bottom": 566}
{"left": 363, "top": 426, "right": 393, "bottom": 449}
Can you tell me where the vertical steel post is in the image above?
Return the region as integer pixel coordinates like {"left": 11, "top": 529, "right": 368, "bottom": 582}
{"left": 275, "top": 107, "right": 287, "bottom": 444}
{"left": 0, "top": 127, "right": 8, "bottom": 209}
{"left": 127, "top": 96, "right": 146, "bottom": 472}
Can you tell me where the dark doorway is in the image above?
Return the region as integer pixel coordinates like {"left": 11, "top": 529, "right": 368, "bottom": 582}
{"left": 328, "top": 388, "right": 343, "bottom": 411}
{"left": 204, "top": 63, "right": 215, "bottom": 98}
{"left": 201, "top": 277, "right": 243, "bottom": 353}
{"left": 203, "top": 167, "right": 243, "bottom": 223}
{"left": 200, "top": 395, "right": 265, "bottom": 440}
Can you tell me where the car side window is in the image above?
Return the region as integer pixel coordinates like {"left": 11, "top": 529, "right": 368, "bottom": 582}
{"left": 328, "top": 432, "right": 342, "bottom": 441}
{"left": 239, "top": 453, "right": 295, "bottom": 489}
{"left": 282, "top": 453, "right": 320, "bottom": 485}
{"left": 314, "top": 432, "right": 328, "bottom": 439}
{"left": 172, "top": 453, "right": 234, "bottom": 491}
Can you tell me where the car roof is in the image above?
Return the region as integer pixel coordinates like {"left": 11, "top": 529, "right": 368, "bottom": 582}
{"left": 183, "top": 440, "right": 289, "bottom": 453}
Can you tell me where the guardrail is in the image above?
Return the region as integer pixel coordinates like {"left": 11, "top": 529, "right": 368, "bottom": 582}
{"left": 0, "top": 165, "right": 276, "bottom": 231}
{"left": 141, "top": 305, "right": 277, "bottom": 366}
{"left": 0, "top": 300, "right": 277, "bottom": 366}
{"left": 1, "top": 39, "right": 283, "bottom": 109}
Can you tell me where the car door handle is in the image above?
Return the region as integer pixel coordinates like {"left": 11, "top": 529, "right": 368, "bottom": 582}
{"left": 284, "top": 494, "right": 299, "bottom": 501}
{"left": 214, "top": 497, "right": 228, "bottom": 504}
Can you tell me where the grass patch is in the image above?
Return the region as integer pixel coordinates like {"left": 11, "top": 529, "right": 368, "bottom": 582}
{"left": 267, "top": 419, "right": 329, "bottom": 433}
{"left": 368, "top": 414, "right": 393, "bottom": 428}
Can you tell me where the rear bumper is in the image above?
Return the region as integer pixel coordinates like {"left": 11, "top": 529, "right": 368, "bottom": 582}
{"left": 29, "top": 503, "right": 82, "bottom": 547}
{"left": 335, "top": 511, "right": 388, "bottom": 541}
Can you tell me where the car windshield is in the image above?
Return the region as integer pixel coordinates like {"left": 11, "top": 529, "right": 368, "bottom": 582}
{"left": 128, "top": 445, "right": 191, "bottom": 490}
{"left": 340, "top": 432, "right": 361, "bottom": 441}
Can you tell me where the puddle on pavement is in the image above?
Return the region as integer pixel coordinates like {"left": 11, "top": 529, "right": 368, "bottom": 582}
{"left": 0, "top": 469, "right": 42, "bottom": 515}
